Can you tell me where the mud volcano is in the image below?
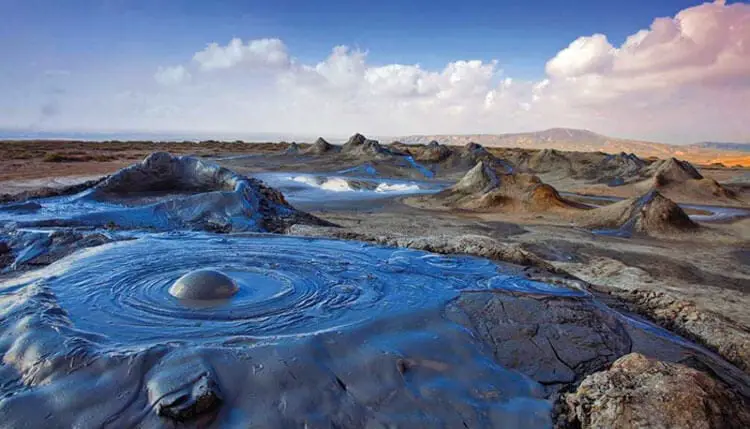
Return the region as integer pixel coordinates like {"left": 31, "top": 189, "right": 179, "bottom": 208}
{"left": 577, "top": 190, "right": 699, "bottom": 236}
{"left": 10, "top": 233, "right": 579, "bottom": 345}
{"left": 169, "top": 269, "right": 239, "bottom": 300}
{"left": 2, "top": 152, "right": 331, "bottom": 232}
{"left": 434, "top": 161, "right": 577, "bottom": 211}
{"left": 1, "top": 232, "right": 626, "bottom": 427}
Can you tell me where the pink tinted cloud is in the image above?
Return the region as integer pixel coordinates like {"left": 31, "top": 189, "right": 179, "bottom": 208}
{"left": 546, "top": 1, "right": 750, "bottom": 88}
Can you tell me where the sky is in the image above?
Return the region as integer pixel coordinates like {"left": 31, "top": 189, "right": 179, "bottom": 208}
{"left": 0, "top": 0, "right": 749, "bottom": 143}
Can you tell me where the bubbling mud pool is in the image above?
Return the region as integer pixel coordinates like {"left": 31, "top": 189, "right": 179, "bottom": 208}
{"left": 29, "top": 233, "right": 580, "bottom": 347}
{"left": 0, "top": 232, "right": 591, "bottom": 427}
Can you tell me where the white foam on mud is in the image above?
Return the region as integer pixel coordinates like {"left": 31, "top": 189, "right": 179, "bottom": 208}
{"left": 292, "top": 176, "right": 353, "bottom": 192}
{"left": 290, "top": 175, "right": 424, "bottom": 194}
{"left": 375, "top": 183, "right": 421, "bottom": 193}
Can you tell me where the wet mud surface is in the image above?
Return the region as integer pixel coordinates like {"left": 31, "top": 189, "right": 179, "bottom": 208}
{"left": 1, "top": 147, "right": 750, "bottom": 428}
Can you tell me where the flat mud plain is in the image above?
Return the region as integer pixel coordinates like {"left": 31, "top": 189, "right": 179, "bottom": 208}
{"left": 1, "top": 137, "right": 749, "bottom": 428}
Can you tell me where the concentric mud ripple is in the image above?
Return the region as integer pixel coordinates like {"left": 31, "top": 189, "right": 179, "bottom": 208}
{"left": 24, "top": 233, "right": 580, "bottom": 346}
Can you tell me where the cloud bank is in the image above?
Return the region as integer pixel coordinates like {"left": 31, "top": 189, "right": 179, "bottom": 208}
{"left": 6, "top": 1, "right": 749, "bottom": 143}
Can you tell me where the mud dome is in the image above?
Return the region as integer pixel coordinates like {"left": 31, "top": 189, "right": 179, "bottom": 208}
{"left": 4, "top": 233, "right": 580, "bottom": 346}
{"left": 169, "top": 269, "right": 239, "bottom": 300}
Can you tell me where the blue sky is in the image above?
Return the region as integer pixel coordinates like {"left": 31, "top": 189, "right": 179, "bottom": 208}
{"left": 1, "top": 0, "right": 748, "bottom": 143}
{"left": 1, "top": 0, "right": 712, "bottom": 78}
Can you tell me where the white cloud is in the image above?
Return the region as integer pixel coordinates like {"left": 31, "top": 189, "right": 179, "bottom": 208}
{"left": 16, "top": 0, "right": 748, "bottom": 143}
{"left": 544, "top": 1, "right": 750, "bottom": 92}
{"left": 154, "top": 65, "right": 191, "bottom": 86}
{"left": 192, "top": 38, "right": 290, "bottom": 71}
{"left": 545, "top": 34, "right": 615, "bottom": 78}
{"left": 364, "top": 64, "right": 435, "bottom": 97}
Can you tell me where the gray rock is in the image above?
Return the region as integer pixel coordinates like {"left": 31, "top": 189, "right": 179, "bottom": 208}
{"left": 564, "top": 353, "right": 750, "bottom": 429}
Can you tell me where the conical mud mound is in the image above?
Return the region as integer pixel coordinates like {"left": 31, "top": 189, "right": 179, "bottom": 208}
{"left": 526, "top": 148, "right": 573, "bottom": 174}
{"left": 650, "top": 158, "right": 703, "bottom": 185}
{"left": 641, "top": 157, "right": 736, "bottom": 201}
{"left": 437, "top": 161, "right": 576, "bottom": 211}
{"left": 341, "top": 133, "right": 393, "bottom": 157}
{"left": 51, "top": 152, "right": 332, "bottom": 232}
{"left": 304, "top": 137, "right": 339, "bottom": 155}
{"left": 451, "top": 161, "right": 500, "bottom": 194}
{"left": 577, "top": 190, "right": 698, "bottom": 235}
{"left": 416, "top": 140, "right": 453, "bottom": 163}
{"left": 283, "top": 142, "right": 300, "bottom": 154}
{"left": 586, "top": 152, "right": 647, "bottom": 185}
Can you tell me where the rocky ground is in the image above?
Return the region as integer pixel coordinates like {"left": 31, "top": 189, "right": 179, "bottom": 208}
{"left": 1, "top": 136, "right": 749, "bottom": 428}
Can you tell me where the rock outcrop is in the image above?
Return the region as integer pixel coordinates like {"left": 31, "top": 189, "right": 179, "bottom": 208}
{"left": 564, "top": 353, "right": 750, "bottom": 429}
{"left": 577, "top": 190, "right": 698, "bottom": 236}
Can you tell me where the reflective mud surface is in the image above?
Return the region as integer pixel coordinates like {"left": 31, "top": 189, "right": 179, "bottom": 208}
{"left": 0, "top": 173, "right": 447, "bottom": 223}
{"left": 1, "top": 233, "right": 592, "bottom": 428}
{"left": 254, "top": 172, "right": 447, "bottom": 210}
{"left": 19, "top": 233, "right": 580, "bottom": 346}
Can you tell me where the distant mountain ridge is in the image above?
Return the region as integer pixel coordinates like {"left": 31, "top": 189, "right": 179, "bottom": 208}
{"left": 688, "top": 142, "right": 750, "bottom": 152}
{"left": 395, "top": 128, "right": 750, "bottom": 167}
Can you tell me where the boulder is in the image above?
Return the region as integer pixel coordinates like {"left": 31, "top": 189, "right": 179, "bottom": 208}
{"left": 565, "top": 353, "right": 750, "bottom": 429}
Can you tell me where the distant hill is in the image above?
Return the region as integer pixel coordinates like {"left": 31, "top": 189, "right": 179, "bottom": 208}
{"left": 688, "top": 142, "right": 750, "bottom": 152}
{"left": 395, "top": 128, "right": 750, "bottom": 167}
